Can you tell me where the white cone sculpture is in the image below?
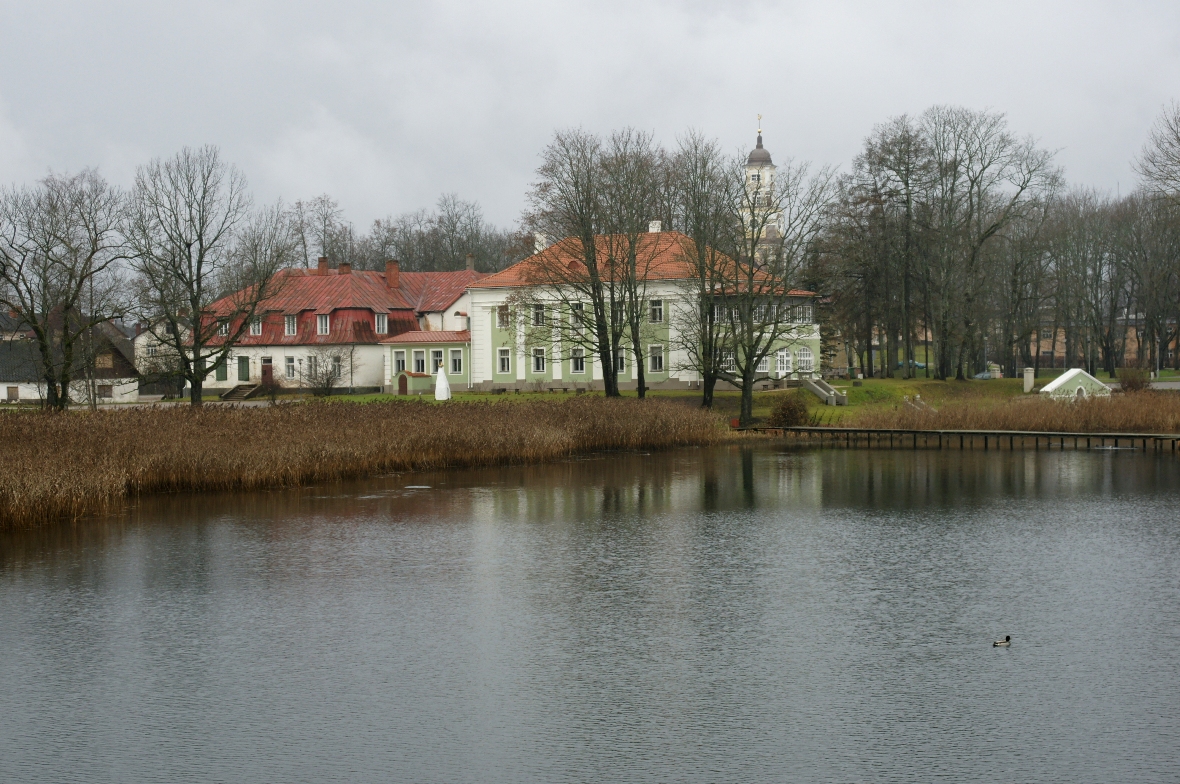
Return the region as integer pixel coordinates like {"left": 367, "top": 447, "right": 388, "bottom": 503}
{"left": 434, "top": 363, "right": 451, "bottom": 400}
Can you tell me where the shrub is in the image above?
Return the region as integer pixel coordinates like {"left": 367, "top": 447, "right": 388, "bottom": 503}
{"left": 767, "top": 390, "right": 810, "bottom": 427}
{"left": 1118, "top": 367, "right": 1149, "bottom": 392}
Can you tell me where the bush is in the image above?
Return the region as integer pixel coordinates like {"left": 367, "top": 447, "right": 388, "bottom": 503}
{"left": 767, "top": 390, "right": 810, "bottom": 427}
{"left": 1118, "top": 367, "right": 1149, "bottom": 393}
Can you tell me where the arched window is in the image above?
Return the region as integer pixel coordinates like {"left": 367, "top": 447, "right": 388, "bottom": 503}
{"left": 797, "top": 347, "right": 814, "bottom": 373}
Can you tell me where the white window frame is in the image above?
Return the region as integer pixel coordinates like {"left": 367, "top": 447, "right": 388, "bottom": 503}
{"left": 799, "top": 304, "right": 813, "bottom": 323}
{"left": 532, "top": 348, "right": 546, "bottom": 373}
{"left": 649, "top": 345, "right": 664, "bottom": 373}
{"left": 375, "top": 313, "right": 388, "bottom": 334}
{"left": 571, "top": 302, "right": 584, "bottom": 335}
{"left": 722, "top": 351, "right": 736, "bottom": 373}
{"left": 615, "top": 348, "right": 626, "bottom": 373}
{"left": 756, "top": 356, "right": 769, "bottom": 373}
{"left": 450, "top": 349, "right": 462, "bottom": 375}
{"left": 285, "top": 356, "right": 296, "bottom": 379}
{"left": 497, "top": 305, "right": 510, "bottom": 329}
{"left": 532, "top": 304, "right": 546, "bottom": 327}
{"left": 497, "top": 348, "right": 511, "bottom": 374}
{"left": 317, "top": 314, "right": 330, "bottom": 335}
{"left": 413, "top": 350, "right": 425, "bottom": 374}
{"left": 331, "top": 356, "right": 342, "bottom": 378}
{"left": 777, "top": 349, "right": 791, "bottom": 375}
{"left": 284, "top": 315, "right": 297, "bottom": 336}
{"left": 571, "top": 348, "right": 585, "bottom": 374}
{"left": 394, "top": 350, "right": 406, "bottom": 373}
{"left": 649, "top": 300, "right": 663, "bottom": 323}
{"left": 249, "top": 317, "right": 262, "bottom": 336}
{"left": 431, "top": 350, "right": 444, "bottom": 372}
{"left": 797, "top": 347, "right": 814, "bottom": 373}
{"left": 217, "top": 322, "right": 229, "bottom": 337}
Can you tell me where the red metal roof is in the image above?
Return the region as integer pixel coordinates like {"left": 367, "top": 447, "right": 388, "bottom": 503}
{"left": 381, "top": 330, "right": 470, "bottom": 344}
{"left": 398, "top": 270, "right": 486, "bottom": 313}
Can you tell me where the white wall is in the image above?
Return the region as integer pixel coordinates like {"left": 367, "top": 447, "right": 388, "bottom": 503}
{"left": 201, "top": 344, "right": 388, "bottom": 390}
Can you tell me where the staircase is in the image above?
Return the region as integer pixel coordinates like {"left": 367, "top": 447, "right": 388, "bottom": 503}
{"left": 220, "top": 384, "right": 260, "bottom": 401}
{"left": 801, "top": 377, "right": 848, "bottom": 406}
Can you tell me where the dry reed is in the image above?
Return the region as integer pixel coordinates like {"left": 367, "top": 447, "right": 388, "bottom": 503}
{"left": 0, "top": 398, "right": 723, "bottom": 530}
{"left": 851, "top": 391, "right": 1180, "bottom": 433}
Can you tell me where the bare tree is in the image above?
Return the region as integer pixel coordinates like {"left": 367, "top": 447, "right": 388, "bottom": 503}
{"left": 1136, "top": 102, "right": 1180, "bottom": 204}
{"left": 125, "top": 146, "right": 293, "bottom": 405}
{"left": 0, "top": 170, "right": 127, "bottom": 409}
{"left": 304, "top": 343, "right": 357, "bottom": 396}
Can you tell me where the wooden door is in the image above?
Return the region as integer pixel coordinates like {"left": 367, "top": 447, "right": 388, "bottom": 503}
{"left": 261, "top": 359, "right": 273, "bottom": 384}
{"left": 398, "top": 374, "right": 407, "bottom": 395}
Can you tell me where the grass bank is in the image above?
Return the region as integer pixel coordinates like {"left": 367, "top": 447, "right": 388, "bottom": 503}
{"left": 0, "top": 398, "right": 724, "bottom": 530}
{"left": 847, "top": 390, "right": 1180, "bottom": 433}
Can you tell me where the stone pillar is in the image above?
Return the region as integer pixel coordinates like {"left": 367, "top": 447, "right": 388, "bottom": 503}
{"left": 1024, "top": 367, "right": 1034, "bottom": 393}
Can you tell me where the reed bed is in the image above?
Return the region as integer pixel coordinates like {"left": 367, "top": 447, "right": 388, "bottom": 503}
{"left": 0, "top": 398, "right": 723, "bottom": 530}
{"left": 850, "top": 391, "right": 1180, "bottom": 433}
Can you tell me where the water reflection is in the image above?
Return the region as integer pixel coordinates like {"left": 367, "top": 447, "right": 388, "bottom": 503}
{"left": 2, "top": 445, "right": 1179, "bottom": 783}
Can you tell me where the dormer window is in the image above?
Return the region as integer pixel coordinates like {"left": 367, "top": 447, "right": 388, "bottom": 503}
{"left": 249, "top": 317, "right": 262, "bottom": 336}
{"left": 217, "top": 322, "right": 229, "bottom": 337}
{"left": 375, "top": 313, "right": 388, "bottom": 334}
{"left": 317, "top": 314, "right": 330, "bottom": 335}
{"left": 285, "top": 315, "right": 297, "bottom": 336}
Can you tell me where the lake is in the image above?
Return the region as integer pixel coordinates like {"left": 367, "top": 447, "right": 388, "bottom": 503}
{"left": 2, "top": 444, "right": 1179, "bottom": 782}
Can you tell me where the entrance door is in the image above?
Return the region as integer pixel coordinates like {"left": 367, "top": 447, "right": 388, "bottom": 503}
{"left": 261, "top": 357, "right": 273, "bottom": 384}
{"left": 398, "top": 374, "right": 407, "bottom": 395}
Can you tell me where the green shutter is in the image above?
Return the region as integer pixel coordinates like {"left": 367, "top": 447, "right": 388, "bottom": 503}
{"left": 238, "top": 356, "right": 250, "bottom": 381}
{"left": 215, "top": 359, "right": 228, "bottom": 381}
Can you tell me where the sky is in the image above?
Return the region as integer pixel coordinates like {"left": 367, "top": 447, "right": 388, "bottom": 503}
{"left": 1, "top": 1, "right": 1178, "bottom": 228}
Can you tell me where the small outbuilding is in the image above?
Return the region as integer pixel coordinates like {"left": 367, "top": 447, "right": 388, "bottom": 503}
{"left": 1039, "top": 368, "right": 1111, "bottom": 400}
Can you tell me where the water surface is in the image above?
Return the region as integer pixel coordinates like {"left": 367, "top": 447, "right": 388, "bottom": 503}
{"left": 2, "top": 445, "right": 1179, "bottom": 782}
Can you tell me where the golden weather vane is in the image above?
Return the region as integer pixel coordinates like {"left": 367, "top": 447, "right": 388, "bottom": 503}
{"left": 757, "top": 114, "right": 762, "bottom": 134}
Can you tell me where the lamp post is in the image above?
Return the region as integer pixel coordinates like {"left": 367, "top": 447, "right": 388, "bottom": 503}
{"left": 298, "top": 358, "right": 303, "bottom": 396}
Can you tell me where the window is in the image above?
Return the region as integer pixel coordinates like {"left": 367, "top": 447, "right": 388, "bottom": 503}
{"left": 285, "top": 356, "right": 295, "bottom": 379}
{"left": 376, "top": 313, "right": 388, "bottom": 334}
{"left": 649, "top": 345, "right": 664, "bottom": 372}
{"left": 394, "top": 350, "right": 406, "bottom": 373}
{"left": 571, "top": 302, "right": 585, "bottom": 334}
{"left": 532, "top": 348, "right": 547, "bottom": 373}
{"left": 571, "top": 348, "right": 585, "bottom": 374}
{"left": 757, "top": 356, "right": 770, "bottom": 373}
{"left": 146, "top": 345, "right": 158, "bottom": 357}
{"left": 532, "top": 304, "right": 546, "bottom": 327}
{"left": 498, "top": 348, "right": 511, "bottom": 374}
{"left": 95, "top": 353, "right": 113, "bottom": 369}
{"left": 217, "top": 322, "right": 229, "bottom": 337}
{"left": 797, "top": 347, "right": 814, "bottom": 373}
{"left": 798, "top": 305, "right": 813, "bottom": 323}
{"left": 751, "top": 173, "right": 760, "bottom": 182}
{"left": 413, "top": 350, "right": 425, "bottom": 373}
{"left": 1040, "top": 329, "right": 1053, "bottom": 340}
{"left": 250, "top": 317, "right": 262, "bottom": 336}
{"left": 331, "top": 356, "right": 342, "bottom": 378}
{"left": 6, "top": 386, "right": 17, "bottom": 402}
{"left": 317, "top": 314, "right": 330, "bottom": 335}
{"left": 237, "top": 356, "right": 250, "bottom": 381}
{"left": 722, "top": 352, "right": 736, "bottom": 373}
{"left": 215, "top": 358, "right": 228, "bottom": 381}
{"left": 97, "top": 384, "right": 113, "bottom": 398}
{"left": 777, "top": 349, "right": 791, "bottom": 374}
{"left": 285, "top": 315, "right": 297, "bottom": 336}
{"left": 649, "top": 300, "right": 663, "bottom": 323}
{"left": 450, "top": 349, "right": 462, "bottom": 374}
{"left": 615, "top": 348, "right": 626, "bottom": 373}
{"left": 497, "top": 305, "right": 510, "bottom": 329}
{"left": 611, "top": 301, "right": 624, "bottom": 326}
{"left": 431, "top": 350, "right": 443, "bottom": 372}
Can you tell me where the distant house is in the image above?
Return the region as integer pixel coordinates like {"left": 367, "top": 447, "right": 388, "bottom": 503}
{"left": 1040, "top": 368, "right": 1111, "bottom": 399}
{"left": 193, "top": 257, "right": 485, "bottom": 394}
{"left": 0, "top": 327, "right": 138, "bottom": 404}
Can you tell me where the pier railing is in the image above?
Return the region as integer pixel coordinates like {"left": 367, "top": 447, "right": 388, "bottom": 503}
{"left": 744, "top": 426, "right": 1180, "bottom": 453}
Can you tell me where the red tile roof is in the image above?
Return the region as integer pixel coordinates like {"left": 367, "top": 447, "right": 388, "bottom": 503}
{"left": 469, "top": 231, "right": 815, "bottom": 296}
{"left": 381, "top": 330, "right": 470, "bottom": 344}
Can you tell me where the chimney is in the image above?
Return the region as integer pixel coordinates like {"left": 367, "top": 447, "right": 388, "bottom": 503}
{"left": 338, "top": 261, "right": 351, "bottom": 275}
{"left": 385, "top": 259, "right": 400, "bottom": 289}
{"left": 534, "top": 232, "right": 550, "bottom": 254}
{"left": 135, "top": 322, "right": 142, "bottom": 337}
{"left": 465, "top": 253, "right": 475, "bottom": 271}
{"left": 317, "top": 257, "right": 329, "bottom": 275}
{"left": 648, "top": 220, "right": 662, "bottom": 233}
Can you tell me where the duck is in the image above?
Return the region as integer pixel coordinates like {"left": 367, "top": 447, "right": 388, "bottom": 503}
{"left": 993, "top": 635, "right": 1011, "bottom": 647}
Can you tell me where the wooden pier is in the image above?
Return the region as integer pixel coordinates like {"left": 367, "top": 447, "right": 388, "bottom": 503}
{"left": 747, "top": 426, "right": 1180, "bottom": 453}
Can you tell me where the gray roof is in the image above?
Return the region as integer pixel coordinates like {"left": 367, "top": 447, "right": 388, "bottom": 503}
{"left": 747, "top": 134, "right": 773, "bottom": 166}
{"left": 0, "top": 341, "right": 41, "bottom": 383}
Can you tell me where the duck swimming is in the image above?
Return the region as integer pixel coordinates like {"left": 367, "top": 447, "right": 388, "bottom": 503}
{"left": 993, "top": 635, "right": 1011, "bottom": 647}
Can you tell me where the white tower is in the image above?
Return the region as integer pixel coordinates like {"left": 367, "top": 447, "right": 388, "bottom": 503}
{"left": 745, "top": 115, "right": 782, "bottom": 240}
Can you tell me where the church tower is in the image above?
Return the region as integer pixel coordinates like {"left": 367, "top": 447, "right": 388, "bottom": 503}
{"left": 745, "top": 116, "right": 782, "bottom": 240}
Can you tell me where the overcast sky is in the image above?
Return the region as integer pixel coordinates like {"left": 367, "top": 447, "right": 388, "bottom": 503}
{"left": 1, "top": 1, "right": 1178, "bottom": 227}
